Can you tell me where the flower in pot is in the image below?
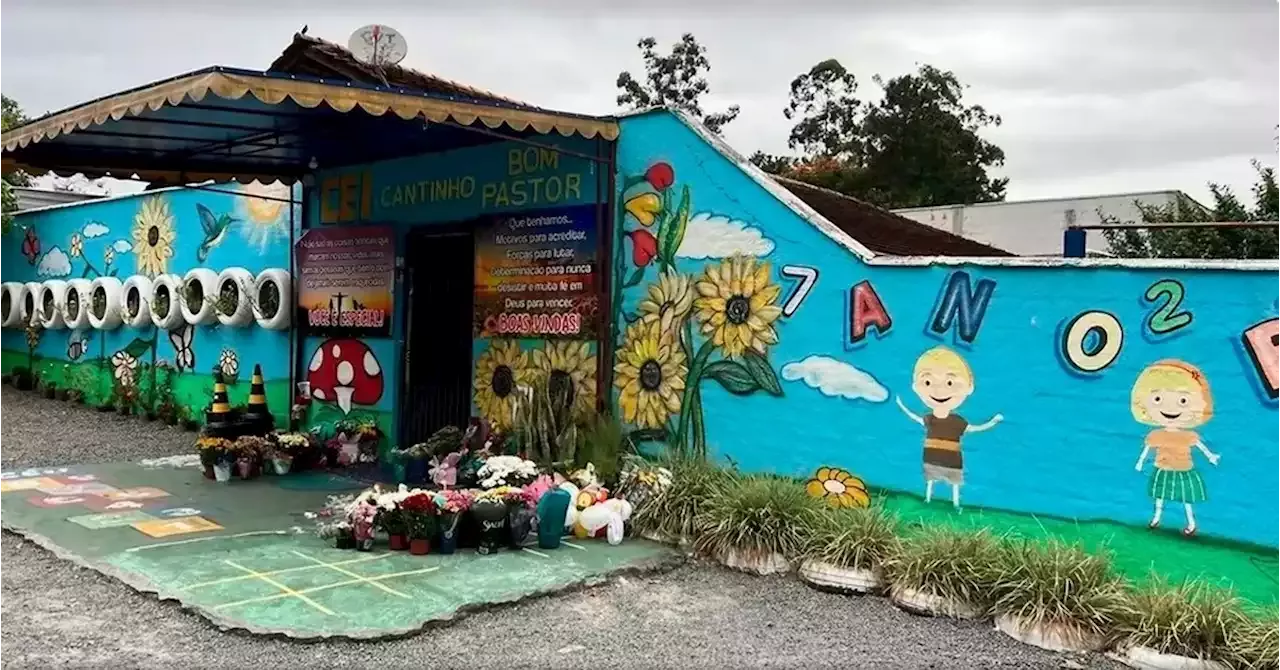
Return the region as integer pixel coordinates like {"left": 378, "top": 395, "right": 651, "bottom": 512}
{"left": 799, "top": 506, "right": 899, "bottom": 596}
{"left": 476, "top": 455, "right": 539, "bottom": 489}
{"left": 433, "top": 489, "right": 473, "bottom": 555}
{"left": 401, "top": 492, "right": 438, "bottom": 555}
{"left": 349, "top": 497, "right": 378, "bottom": 552}
{"left": 354, "top": 420, "right": 381, "bottom": 463}
{"left": 233, "top": 436, "right": 267, "bottom": 480}
{"left": 197, "top": 436, "right": 234, "bottom": 482}
{"left": 276, "top": 432, "right": 312, "bottom": 471}
{"left": 375, "top": 487, "right": 411, "bottom": 550}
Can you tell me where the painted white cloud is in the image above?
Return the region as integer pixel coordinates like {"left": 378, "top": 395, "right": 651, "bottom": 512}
{"left": 676, "top": 212, "right": 775, "bottom": 259}
{"left": 781, "top": 355, "right": 889, "bottom": 403}
{"left": 37, "top": 246, "right": 72, "bottom": 277}
{"left": 82, "top": 222, "right": 109, "bottom": 238}
{"left": 112, "top": 239, "right": 133, "bottom": 253}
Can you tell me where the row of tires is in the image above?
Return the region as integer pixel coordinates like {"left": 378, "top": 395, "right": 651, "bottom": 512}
{"left": 1, "top": 267, "right": 292, "bottom": 331}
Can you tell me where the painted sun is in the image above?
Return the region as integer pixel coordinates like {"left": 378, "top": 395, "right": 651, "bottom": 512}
{"left": 239, "top": 181, "right": 291, "bottom": 253}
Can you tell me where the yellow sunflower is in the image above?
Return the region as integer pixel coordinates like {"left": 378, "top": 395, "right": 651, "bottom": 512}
{"left": 614, "top": 319, "right": 687, "bottom": 430}
{"left": 805, "top": 467, "right": 870, "bottom": 508}
{"left": 530, "top": 340, "right": 598, "bottom": 418}
{"left": 473, "top": 340, "right": 530, "bottom": 432}
{"left": 693, "top": 256, "right": 783, "bottom": 358}
{"left": 131, "top": 196, "right": 176, "bottom": 277}
{"left": 637, "top": 271, "right": 694, "bottom": 336}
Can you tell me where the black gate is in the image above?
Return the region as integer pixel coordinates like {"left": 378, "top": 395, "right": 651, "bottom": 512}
{"left": 400, "top": 228, "right": 475, "bottom": 446}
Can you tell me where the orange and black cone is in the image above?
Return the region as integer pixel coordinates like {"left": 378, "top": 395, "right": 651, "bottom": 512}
{"left": 243, "top": 364, "right": 274, "bottom": 433}
{"left": 204, "top": 370, "right": 235, "bottom": 435}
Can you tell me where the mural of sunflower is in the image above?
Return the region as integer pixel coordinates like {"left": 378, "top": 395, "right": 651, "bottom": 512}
{"left": 473, "top": 340, "right": 530, "bottom": 432}
{"left": 693, "top": 256, "right": 783, "bottom": 358}
{"left": 805, "top": 467, "right": 870, "bottom": 508}
{"left": 131, "top": 196, "right": 176, "bottom": 277}
{"left": 530, "top": 340, "right": 598, "bottom": 418}
{"left": 614, "top": 319, "right": 687, "bottom": 430}
{"left": 637, "top": 271, "right": 694, "bottom": 336}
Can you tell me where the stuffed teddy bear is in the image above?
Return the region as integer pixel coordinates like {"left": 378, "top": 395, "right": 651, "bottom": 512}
{"left": 573, "top": 498, "right": 633, "bottom": 545}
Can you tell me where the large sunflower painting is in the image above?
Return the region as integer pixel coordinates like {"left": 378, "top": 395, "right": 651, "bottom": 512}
{"left": 694, "top": 256, "right": 783, "bottom": 359}
{"left": 530, "top": 340, "right": 598, "bottom": 419}
{"left": 131, "top": 196, "right": 176, "bottom": 278}
{"left": 614, "top": 319, "right": 687, "bottom": 430}
{"left": 473, "top": 340, "right": 530, "bottom": 432}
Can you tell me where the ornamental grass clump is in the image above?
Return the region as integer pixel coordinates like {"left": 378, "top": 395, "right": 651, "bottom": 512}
{"left": 1232, "top": 607, "right": 1279, "bottom": 670}
{"left": 988, "top": 538, "right": 1130, "bottom": 650}
{"left": 694, "top": 475, "right": 824, "bottom": 573}
{"left": 631, "top": 455, "right": 735, "bottom": 543}
{"left": 883, "top": 526, "right": 1003, "bottom": 614}
{"left": 803, "top": 505, "right": 901, "bottom": 572}
{"left": 1115, "top": 578, "right": 1259, "bottom": 668}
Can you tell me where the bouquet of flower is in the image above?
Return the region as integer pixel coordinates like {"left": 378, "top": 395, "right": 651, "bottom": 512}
{"left": 521, "top": 474, "right": 555, "bottom": 509}
{"left": 275, "top": 432, "right": 312, "bottom": 453}
{"left": 196, "top": 436, "right": 232, "bottom": 467}
{"left": 434, "top": 489, "right": 474, "bottom": 515}
{"left": 474, "top": 485, "right": 524, "bottom": 503}
{"left": 400, "top": 491, "right": 438, "bottom": 540}
{"left": 476, "top": 455, "right": 539, "bottom": 489}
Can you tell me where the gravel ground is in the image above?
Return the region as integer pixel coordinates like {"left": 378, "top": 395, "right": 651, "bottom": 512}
{"left": 1, "top": 386, "right": 1122, "bottom": 669}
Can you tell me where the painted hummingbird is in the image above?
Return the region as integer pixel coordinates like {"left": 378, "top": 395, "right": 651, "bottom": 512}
{"left": 195, "top": 204, "right": 238, "bottom": 263}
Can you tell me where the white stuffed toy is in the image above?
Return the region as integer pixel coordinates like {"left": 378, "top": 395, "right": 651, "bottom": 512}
{"left": 575, "top": 498, "right": 634, "bottom": 545}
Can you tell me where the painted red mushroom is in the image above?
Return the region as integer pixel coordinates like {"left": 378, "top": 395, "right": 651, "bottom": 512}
{"left": 307, "top": 338, "right": 384, "bottom": 414}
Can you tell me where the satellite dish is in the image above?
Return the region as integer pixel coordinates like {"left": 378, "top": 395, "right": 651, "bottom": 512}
{"left": 348, "top": 24, "right": 407, "bottom": 68}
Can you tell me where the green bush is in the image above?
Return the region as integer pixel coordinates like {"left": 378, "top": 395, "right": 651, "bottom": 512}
{"left": 1115, "top": 579, "right": 1270, "bottom": 668}
{"left": 883, "top": 526, "right": 1003, "bottom": 609}
{"left": 803, "top": 505, "right": 900, "bottom": 572}
{"left": 576, "top": 413, "right": 629, "bottom": 485}
{"left": 989, "top": 539, "right": 1131, "bottom": 638}
{"left": 1232, "top": 607, "right": 1279, "bottom": 670}
{"left": 632, "top": 455, "right": 736, "bottom": 542}
{"left": 694, "top": 475, "right": 824, "bottom": 560}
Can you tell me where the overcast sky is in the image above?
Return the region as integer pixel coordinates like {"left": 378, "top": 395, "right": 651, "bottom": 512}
{"left": 2, "top": 0, "right": 1276, "bottom": 206}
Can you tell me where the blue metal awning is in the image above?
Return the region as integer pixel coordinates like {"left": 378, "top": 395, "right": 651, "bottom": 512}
{"left": 1, "top": 66, "right": 619, "bottom": 184}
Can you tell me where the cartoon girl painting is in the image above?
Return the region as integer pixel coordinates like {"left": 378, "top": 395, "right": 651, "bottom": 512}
{"left": 1131, "top": 359, "right": 1219, "bottom": 536}
{"left": 896, "top": 346, "right": 1003, "bottom": 509}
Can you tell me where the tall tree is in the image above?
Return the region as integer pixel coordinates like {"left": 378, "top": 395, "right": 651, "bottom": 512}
{"left": 1101, "top": 162, "right": 1278, "bottom": 259}
{"left": 615, "top": 34, "right": 740, "bottom": 134}
{"left": 752, "top": 62, "right": 1007, "bottom": 209}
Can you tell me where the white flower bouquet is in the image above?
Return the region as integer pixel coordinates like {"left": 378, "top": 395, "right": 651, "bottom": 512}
{"left": 476, "top": 455, "right": 539, "bottom": 489}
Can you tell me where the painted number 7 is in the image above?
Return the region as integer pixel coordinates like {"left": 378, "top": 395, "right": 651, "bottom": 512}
{"left": 781, "top": 265, "right": 818, "bottom": 317}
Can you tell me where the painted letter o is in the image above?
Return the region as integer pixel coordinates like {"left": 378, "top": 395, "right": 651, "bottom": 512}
{"left": 1063, "top": 311, "right": 1124, "bottom": 373}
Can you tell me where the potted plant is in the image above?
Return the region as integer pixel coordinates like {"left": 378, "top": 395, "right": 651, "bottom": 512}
{"left": 504, "top": 488, "right": 535, "bottom": 549}
{"left": 1112, "top": 580, "right": 1250, "bottom": 670}
{"left": 476, "top": 455, "right": 539, "bottom": 489}
{"left": 233, "top": 436, "right": 266, "bottom": 479}
{"left": 631, "top": 456, "right": 733, "bottom": 546}
{"left": 376, "top": 494, "right": 409, "bottom": 551}
{"left": 317, "top": 519, "right": 356, "bottom": 550}
{"left": 434, "top": 489, "right": 472, "bottom": 555}
{"left": 799, "top": 506, "right": 899, "bottom": 596}
{"left": 265, "top": 444, "right": 293, "bottom": 476}
{"left": 354, "top": 419, "right": 381, "bottom": 463}
{"left": 350, "top": 496, "right": 378, "bottom": 552}
{"left": 275, "top": 432, "right": 313, "bottom": 471}
{"left": 332, "top": 420, "right": 362, "bottom": 464}
{"left": 402, "top": 492, "right": 438, "bottom": 555}
{"left": 197, "top": 436, "right": 234, "bottom": 482}
{"left": 402, "top": 443, "right": 430, "bottom": 484}
{"left": 11, "top": 366, "right": 33, "bottom": 391}
{"left": 883, "top": 527, "right": 1001, "bottom": 619}
{"left": 693, "top": 475, "right": 821, "bottom": 575}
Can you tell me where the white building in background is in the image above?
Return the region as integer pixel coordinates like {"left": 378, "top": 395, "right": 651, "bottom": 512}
{"left": 891, "top": 190, "right": 1202, "bottom": 256}
{"left": 11, "top": 186, "right": 102, "bottom": 211}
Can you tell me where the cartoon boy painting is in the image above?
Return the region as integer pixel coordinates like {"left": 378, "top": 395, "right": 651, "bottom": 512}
{"left": 896, "top": 346, "right": 1003, "bottom": 509}
{"left": 1131, "top": 359, "right": 1219, "bottom": 537}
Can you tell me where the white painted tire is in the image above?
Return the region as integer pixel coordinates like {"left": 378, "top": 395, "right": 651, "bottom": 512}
{"left": 87, "top": 276, "right": 124, "bottom": 330}
{"left": 1113, "top": 645, "right": 1230, "bottom": 670}
{"left": 798, "top": 559, "right": 883, "bottom": 595}
{"left": 215, "top": 267, "right": 255, "bottom": 327}
{"left": 252, "top": 269, "right": 291, "bottom": 330}
{"left": 37, "top": 280, "right": 69, "bottom": 329}
{"left": 21, "top": 281, "right": 42, "bottom": 327}
{"left": 63, "top": 279, "right": 93, "bottom": 330}
{"left": 3, "top": 282, "right": 27, "bottom": 327}
{"left": 180, "top": 268, "right": 219, "bottom": 326}
{"left": 716, "top": 548, "right": 791, "bottom": 576}
{"left": 149, "top": 274, "right": 185, "bottom": 330}
{"left": 993, "top": 614, "right": 1105, "bottom": 653}
{"left": 890, "top": 587, "right": 981, "bottom": 619}
{"left": 119, "top": 275, "right": 153, "bottom": 328}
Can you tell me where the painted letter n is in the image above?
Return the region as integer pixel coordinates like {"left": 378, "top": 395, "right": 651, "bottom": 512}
{"left": 929, "top": 271, "right": 996, "bottom": 344}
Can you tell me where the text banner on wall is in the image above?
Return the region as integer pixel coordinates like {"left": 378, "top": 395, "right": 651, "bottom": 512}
{"left": 296, "top": 225, "right": 395, "bottom": 337}
{"left": 474, "top": 205, "right": 600, "bottom": 340}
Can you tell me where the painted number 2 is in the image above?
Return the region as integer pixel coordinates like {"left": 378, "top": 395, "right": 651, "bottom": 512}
{"left": 1144, "top": 279, "right": 1192, "bottom": 336}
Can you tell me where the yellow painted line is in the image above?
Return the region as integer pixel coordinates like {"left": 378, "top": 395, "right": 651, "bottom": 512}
{"left": 182, "top": 553, "right": 389, "bottom": 590}
{"left": 212, "top": 565, "right": 441, "bottom": 611}
{"left": 288, "top": 551, "right": 410, "bottom": 599}
{"left": 223, "top": 560, "right": 335, "bottom": 616}
{"left": 125, "top": 530, "right": 287, "bottom": 553}
{"left": 521, "top": 547, "right": 550, "bottom": 559}
{"left": 560, "top": 540, "right": 588, "bottom": 551}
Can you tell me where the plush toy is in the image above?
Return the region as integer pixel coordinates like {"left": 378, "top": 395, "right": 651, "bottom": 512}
{"left": 573, "top": 498, "right": 633, "bottom": 545}
{"left": 558, "top": 482, "right": 581, "bottom": 529}
{"left": 570, "top": 463, "right": 601, "bottom": 489}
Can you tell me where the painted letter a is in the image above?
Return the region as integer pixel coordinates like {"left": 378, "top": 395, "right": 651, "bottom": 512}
{"left": 850, "top": 280, "right": 892, "bottom": 343}
{"left": 929, "top": 271, "right": 996, "bottom": 344}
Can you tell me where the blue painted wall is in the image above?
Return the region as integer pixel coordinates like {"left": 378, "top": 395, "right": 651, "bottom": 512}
{"left": 2, "top": 182, "right": 297, "bottom": 420}
{"left": 612, "top": 110, "right": 1280, "bottom": 550}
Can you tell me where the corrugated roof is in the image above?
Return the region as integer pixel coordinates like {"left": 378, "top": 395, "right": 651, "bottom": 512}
{"left": 775, "top": 177, "right": 1013, "bottom": 257}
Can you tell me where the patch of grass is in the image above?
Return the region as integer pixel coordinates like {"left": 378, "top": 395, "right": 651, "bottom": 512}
{"left": 1115, "top": 579, "right": 1265, "bottom": 667}
{"left": 883, "top": 526, "right": 1003, "bottom": 609}
{"left": 694, "top": 475, "right": 824, "bottom": 560}
{"left": 631, "top": 454, "right": 736, "bottom": 542}
{"left": 1232, "top": 607, "right": 1279, "bottom": 670}
{"left": 803, "top": 505, "right": 900, "bottom": 572}
{"left": 989, "top": 539, "right": 1131, "bottom": 638}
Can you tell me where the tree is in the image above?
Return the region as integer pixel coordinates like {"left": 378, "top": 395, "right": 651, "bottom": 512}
{"left": 3, "top": 95, "right": 30, "bottom": 189}
{"left": 752, "top": 62, "right": 1007, "bottom": 209}
{"left": 1101, "top": 162, "right": 1278, "bottom": 259}
{"left": 615, "top": 34, "right": 740, "bottom": 134}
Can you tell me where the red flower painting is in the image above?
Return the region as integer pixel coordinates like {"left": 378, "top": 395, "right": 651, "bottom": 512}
{"left": 645, "top": 162, "right": 675, "bottom": 191}
{"left": 21, "top": 227, "right": 40, "bottom": 265}
{"left": 627, "top": 229, "right": 658, "bottom": 267}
